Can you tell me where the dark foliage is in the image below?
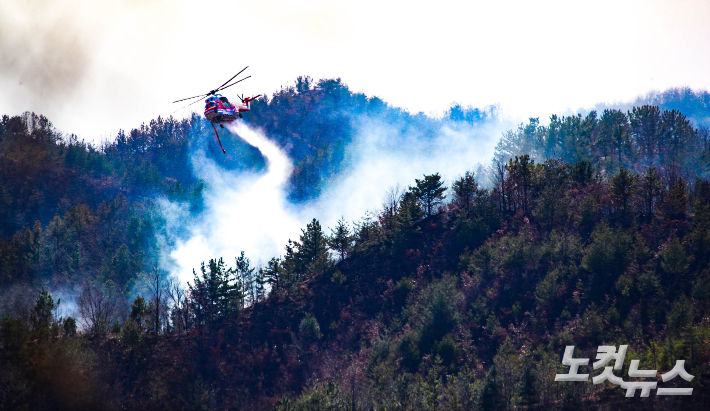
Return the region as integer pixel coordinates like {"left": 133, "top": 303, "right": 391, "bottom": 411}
{"left": 3, "top": 87, "right": 710, "bottom": 410}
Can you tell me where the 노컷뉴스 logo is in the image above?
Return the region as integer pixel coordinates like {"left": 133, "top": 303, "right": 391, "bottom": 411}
{"left": 555, "top": 345, "right": 694, "bottom": 397}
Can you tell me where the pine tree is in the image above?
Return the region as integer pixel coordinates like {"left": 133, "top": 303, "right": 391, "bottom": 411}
{"left": 130, "top": 296, "right": 147, "bottom": 331}
{"left": 661, "top": 236, "right": 689, "bottom": 276}
{"left": 235, "top": 251, "right": 255, "bottom": 307}
{"left": 506, "top": 155, "right": 537, "bottom": 213}
{"left": 639, "top": 167, "right": 663, "bottom": 220}
{"left": 392, "top": 191, "right": 424, "bottom": 256}
{"left": 661, "top": 178, "right": 688, "bottom": 221}
{"left": 688, "top": 179, "right": 710, "bottom": 266}
{"left": 189, "top": 258, "right": 240, "bottom": 326}
{"left": 411, "top": 173, "right": 447, "bottom": 217}
{"left": 629, "top": 105, "right": 662, "bottom": 167}
{"left": 478, "top": 366, "right": 501, "bottom": 411}
{"left": 517, "top": 364, "right": 538, "bottom": 408}
{"left": 611, "top": 167, "right": 636, "bottom": 224}
{"left": 30, "top": 288, "right": 58, "bottom": 340}
{"left": 284, "top": 218, "right": 330, "bottom": 278}
{"left": 253, "top": 269, "right": 266, "bottom": 303}
{"left": 260, "top": 257, "right": 283, "bottom": 291}
{"left": 451, "top": 171, "right": 479, "bottom": 218}
{"left": 599, "top": 109, "right": 632, "bottom": 167}
{"left": 328, "top": 218, "right": 352, "bottom": 261}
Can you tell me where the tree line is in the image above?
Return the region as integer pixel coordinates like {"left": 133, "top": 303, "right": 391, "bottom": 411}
{"left": 3, "top": 85, "right": 710, "bottom": 409}
{"left": 4, "top": 154, "right": 710, "bottom": 409}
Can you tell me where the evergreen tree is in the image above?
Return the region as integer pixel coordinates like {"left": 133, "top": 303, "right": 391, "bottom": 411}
{"left": 570, "top": 161, "right": 594, "bottom": 185}
{"left": 639, "top": 167, "right": 663, "bottom": 220}
{"left": 253, "top": 269, "right": 266, "bottom": 303}
{"left": 661, "top": 235, "right": 689, "bottom": 277}
{"left": 451, "top": 171, "right": 479, "bottom": 218}
{"left": 660, "top": 109, "right": 695, "bottom": 168}
{"left": 235, "top": 251, "right": 255, "bottom": 307}
{"left": 30, "top": 288, "right": 58, "bottom": 340}
{"left": 583, "top": 224, "right": 632, "bottom": 297}
{"left": 63, "top": 316, "right": 77, "bottom": 337}
{"left": 260, "top": 257, "right": 283, "bottom": 291}
{"left": 189, "top": 258, "right": 240, "bottom": 326}
{"left": 611, "top": 167, "right": 637, "bottom": 224}
{"left": 688, "top": 179, "right": 710, "bottom": 266}
{"left": 411, "top": 173, "right": 447, "bottom": 217}
{"left": 517, "top": 364, "right": 538, "bottom": 408}
{"left": 506, "top": 155, "right": 537, "bottom": 213}
{"left": 328, "top": 218, "right": 352, "bottom": 261}
{"left": 300, "top": 219, "right": 328, "bottom": 265}
{"left": 599, "top": 109, "right": 632, "bottom": 167}
{"left": 535, "top": 159, "right": 570, "bottom": 229}
{"left": 661, "top": 178, "right": 689, "bottom": 221}
{"left": 130, "top": 296, "right": 147, "bottom": 331}
{"left": 284, "top": 218, "right": 330, "bottom": 278}
{"left": 629, "top": 105, "right": 662, "bottom": 167}
{"left": 478, "top": 366, "right": 501, "bottom": 411}
{"left": 392, "top": 191, "right": 424, "bottom": 255}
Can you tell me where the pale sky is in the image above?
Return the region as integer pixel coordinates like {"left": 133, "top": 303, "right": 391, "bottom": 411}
{"left": 1, "top": 0, "right": 709, "bottom": 141}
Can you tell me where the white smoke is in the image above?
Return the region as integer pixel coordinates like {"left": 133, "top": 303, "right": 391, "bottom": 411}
{"left": 161, "top": 116, "right": 508, "bottom": 284}
{"left": 166, "top": 121, "right": 304, "bottom": 284}
{"left": 301, "top": 116, "right": 503, "bottom": 228}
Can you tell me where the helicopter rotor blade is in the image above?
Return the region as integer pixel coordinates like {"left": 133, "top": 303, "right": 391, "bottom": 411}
{"left": 218, "top": 76, "right": 251, "bottom": 93}
{"left": 172, "top": 66, "right": 249, "bottom": 107}
{"left": 171, "top": 94, "right": 208, "bottom": 114}
{"left": 216, "top": 66, "right": 248, "bottom": 92}
{"left": 185, "top": 96, "right": 207, "bottom": 108}
{"left": 172, "top": 93, "right": 208, "bottom": 104}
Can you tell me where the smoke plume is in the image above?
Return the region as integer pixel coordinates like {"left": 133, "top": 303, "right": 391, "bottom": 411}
{"left": 159, "top": 116, "right": 507, "bottom": 284}
{"left": 165, "top": 121, "right": 304, "bottom": 283}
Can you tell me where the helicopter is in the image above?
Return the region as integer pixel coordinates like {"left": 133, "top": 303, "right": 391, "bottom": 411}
{"left": 172, "top": 66, "right": 261, "bottom": 154}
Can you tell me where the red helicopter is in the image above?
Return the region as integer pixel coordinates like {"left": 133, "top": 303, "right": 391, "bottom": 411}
{"left": 173, "top": 66, "right": 261, "bottom": 154}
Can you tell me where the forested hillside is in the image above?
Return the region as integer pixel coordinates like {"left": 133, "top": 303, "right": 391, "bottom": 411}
{"left": 0, "top": 77, "right": 494, "bottom": 292}
{"left": 495, "top": 98, "right": 710, "bottom": 180}
{"left": 2, "top": 84, "right": 710, "bottom": 410}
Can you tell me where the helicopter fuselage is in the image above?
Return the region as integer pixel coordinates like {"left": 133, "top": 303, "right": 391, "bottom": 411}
{"left": 204, "top": 94, "right": 239, "bottom": 122}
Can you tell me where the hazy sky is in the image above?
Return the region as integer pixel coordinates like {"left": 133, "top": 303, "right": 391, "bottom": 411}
{"left": 1, "top": 0, "right": 709, "bottom": 140}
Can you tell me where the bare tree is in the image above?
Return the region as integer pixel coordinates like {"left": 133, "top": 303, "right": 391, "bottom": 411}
{"left": 381, "top": 184, "right": 403, "bottom": 230}
{"left": 167, "top": 277, "right": 190, "bottom": 333}
{"left": 492, "top": 160, "right": 510, "bottom": 214}
{"left": 147, "top": 266, "right": 169, "bottom": 337}
{"left": 78, "top": 282, "right": 121, "bottom": 336}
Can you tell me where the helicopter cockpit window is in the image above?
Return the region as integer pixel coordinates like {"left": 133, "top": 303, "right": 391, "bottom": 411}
{"left": 220, "top": 97, "right": 228, "bottom": 102}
